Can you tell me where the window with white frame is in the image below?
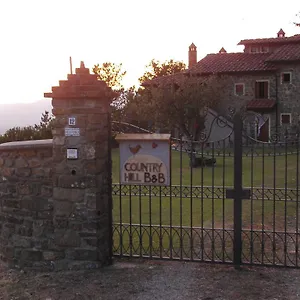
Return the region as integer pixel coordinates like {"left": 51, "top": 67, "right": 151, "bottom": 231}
{"left": 251, "top": 47, "right": 259, "bottom": 53}
{"left": 255, "top": 80, "right": 269, "bottom": 99}
{"left": 281, "top": 72, "right": 292, "bottom": 84}
{"left": 234, "top": 83, "right": 245, "bottom": 96}
{"left": 261, "top": 46, "right": 269, "bottom": 53}
{"left": 280, "top": 113, "right": 292, "bottom": 125}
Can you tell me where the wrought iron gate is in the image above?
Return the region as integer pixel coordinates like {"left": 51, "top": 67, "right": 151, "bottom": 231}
{"left": 111, "top": 112, "right": 300, "bottom": 268}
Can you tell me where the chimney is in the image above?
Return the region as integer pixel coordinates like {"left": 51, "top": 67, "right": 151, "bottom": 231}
{"left": 188, "top": 43, "right": 197, "bottom": 69}
{"left": 277, "top": 28, "right": 285, "bottom": 38}
{"left": 219, "top": 47, "right": 227, "bottom": 54}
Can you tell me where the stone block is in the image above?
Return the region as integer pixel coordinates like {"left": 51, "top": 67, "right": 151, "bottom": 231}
{"left": 0, "top": 246, "right": 15, "bottom": 260}
{"left": 53, "top": 187, "right": 85, "bottom": 201}
{"left": 15, "top": 158, "right": 28, "bottom": 168}
{"left": 54, "top": 229, "right": 81, "bottom": 247}
{"left": 5, "top": 216, "right": 23, "bottom": 225}
{"left": 38, "top": 149, "right": 52, "bottom": 159}
{"left": 65, "top": 248, "right": 98, "bottom": 261}
{"left": 17, "top": 183, "right": 31, "bottom": 195}
{"left": 82, "top": 237, "right": 98, "bottom": 247}
{"left": 28, "top": 158, "right": 41, "bottom": 168}
{"left": 30, "top": 261, "right": 54, "bottom": 272}
{"left": 21, "top": 150, "right": 37, "bottom": 158}
{"left": 50, "top": 259, "right": 69, "bottom": 271}
{"left": 68, "top": 220, "right": 83, "bottom": 231}
{"left": 53, "top": 200, "right": 73, "bottom": 217}
{"left": 33, "top": 239, "right": 49, "bottom": 249}
{"left": 16, "top": 222, "right": 33, "bottom": 237}
{"left": 11, "top": 235, "right": 32, "bottom": 248}
{"left": 43, "top": 250, "right": 65, "bottom": 261}
{"left": 16, "top": 168, "right": 31, "bottom": 177}
{"left": 31, "top": 168, "right": 45, "bottom": 179}
{"left": 4, "top": 159, "right": 14, "bottom": 168}
{"left": 41, "top": 185, "right": 53, "bottom": 197}
{"left": 65, "top": 137, "right": 82, "bottom": 147}
{"left": 81, "top": 144, "right": 96, "bottom": 160}
{"left": 84, "top": 190, "right": 98, "bottom": 209}
{"left": 2, "top": 199, "right": 20, "bottom": 209}
{"left": 2, "top": 168, "right": 14, "bottom": 177}
{"left": 20, "top": 249, "right": 43, "bottom": 262}
{"left": 53, "top": 217, "right": 69, "bottom": 229}
{"left": 33, "top": 220, "right": 54, "bottom": 237}
{"left": 20, "top": 195, "right": 49, "bottom": 212}
{"left": 53, "top": 136, "right": 66, "bottom": 146}
{"left": 88, "top": 113, "right": 106, "bottom": 124}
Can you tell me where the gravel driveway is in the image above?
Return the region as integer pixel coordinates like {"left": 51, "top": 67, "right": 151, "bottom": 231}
{"left": 1, "top": 258, "right": 300, "bottom": 300}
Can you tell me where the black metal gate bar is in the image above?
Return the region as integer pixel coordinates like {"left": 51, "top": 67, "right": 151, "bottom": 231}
{"left": 211, "top": 142, "right": 215, "bottom": 261}
{"left": 296, "top": 138, "right": 299, "bottom": 267}
{"left": 179, "top": 136, "right": 183, "bottom": 260}
{"left": 222, "top": 140, "right": 225, "bottom": 262}
{"left": 272, "top": 140, "right": 276, "bottom": 265}
{"left": 190, "top": 140, "right": 193, "bottom": 261}
{"left": 233, "top": 113, "right": 243, "bottom": 268}
{"left": 284, "top": 139, "right": 288, "bottom": 266}
{"left": 250, "top": 145, "right": 254, "bottom": 264}
{"left": 261, "top": 141, "right": 265, "bottom": 265}
{"left": 200, "top": 141, "right": 204, "bottom": 261}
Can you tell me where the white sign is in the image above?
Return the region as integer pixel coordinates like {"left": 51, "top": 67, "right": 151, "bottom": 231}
{"left": 65, "top": 128, "right": 80, "bottom": 137}
{"left": 67, "top": 148, "right": 78, "bottom": 159}
{"left": 122, "top": 154, "right": 168, "bottom": 185}
{"left": 68, "top": 117, "right": 76, "bottom": 126}
{"left": 116, "top": 134, "right": 171, "bottom": 186}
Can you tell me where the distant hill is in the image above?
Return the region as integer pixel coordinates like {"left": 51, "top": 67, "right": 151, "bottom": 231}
{"left": 0, "top": 100, "right": 52, "bottom": 134}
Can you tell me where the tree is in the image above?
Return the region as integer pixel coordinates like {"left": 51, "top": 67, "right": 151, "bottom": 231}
{"left": 92, "top": 62, "right": 130, "bottom": 123}
{"left": 92, "top": 62, "right": 126, "bottom": 90}
{"left": 136, "top": 73, "right": 229, "bottom": 140}
{"left": 0, "top": 111, "right": 54, "bottom": 144}
{"left": 139, "top": 59, "right": 186, "bottom": 84}
{"left": 33, "top": 110, "right": 54, "bottom": 139}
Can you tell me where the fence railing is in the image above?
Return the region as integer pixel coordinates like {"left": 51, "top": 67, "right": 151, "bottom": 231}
{"left": 112, "top": 184, "right": 299, "bottom": 202}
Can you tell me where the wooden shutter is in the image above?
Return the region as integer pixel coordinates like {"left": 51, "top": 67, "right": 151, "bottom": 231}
{"left": 264, "top": 82, "right": 269, "bottom": 98}
{"left": 255, "top": 82, "right": 259, "bottom": 98}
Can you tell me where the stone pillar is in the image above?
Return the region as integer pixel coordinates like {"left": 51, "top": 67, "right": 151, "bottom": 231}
{"left": 45, "top": 62, "right": 114, "bottom": 270}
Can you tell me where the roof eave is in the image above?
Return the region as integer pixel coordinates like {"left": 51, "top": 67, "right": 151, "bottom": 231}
{"left": 189, "top": 69, "right": 276, "bottom": 76}
{"left": 266, "top": 59, "right": 300, "bottom": 63}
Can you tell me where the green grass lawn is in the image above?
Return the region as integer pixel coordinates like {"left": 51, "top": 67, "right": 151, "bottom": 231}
{"left": 112, "top": 148, "right": 300, "bottom": 187}
{"left": 112, "top": 148, "right": 300, "bottom": 263}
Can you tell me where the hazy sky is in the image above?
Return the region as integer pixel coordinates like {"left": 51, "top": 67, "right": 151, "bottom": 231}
{"left": 0, "top": 0, "right": 299, "bottom": 104}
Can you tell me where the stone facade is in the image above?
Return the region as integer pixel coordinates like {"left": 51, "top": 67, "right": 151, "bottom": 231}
{"left": 208, "top": 64, "right": 300, "bottom": 141}
{"left": 0, "top": 62, "right": 115, "bottom": 271}
{"left": 276, "top": 64, "right": 300, "bottom": 129}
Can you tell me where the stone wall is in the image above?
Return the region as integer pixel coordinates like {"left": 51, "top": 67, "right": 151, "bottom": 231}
{"left": 0, "top": 62, "right": 114, "bottom": 271}
{"left": 0, "top": 140, "right": 53, "bottom": 270}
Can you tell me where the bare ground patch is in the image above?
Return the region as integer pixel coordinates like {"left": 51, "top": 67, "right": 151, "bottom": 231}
{"left": 0, "top": 258, "right": 300, "bottom": 300}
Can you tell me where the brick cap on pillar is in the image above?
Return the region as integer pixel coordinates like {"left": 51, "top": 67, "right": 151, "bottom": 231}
{"left": 44, "top": 61, "right": 114, "bottom": 99}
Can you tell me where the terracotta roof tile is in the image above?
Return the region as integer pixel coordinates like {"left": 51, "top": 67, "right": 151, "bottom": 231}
{"left": 189, "top": 53, "right": 276, "bottom": 75}
{"left": 238, "top": 34, "right": 300, "bottom": 45}
{"left": 246, "top": 99, "right": 276, "bottom": 110}
{"left": 266, "top": 44, "right": 300, "bottom": 62}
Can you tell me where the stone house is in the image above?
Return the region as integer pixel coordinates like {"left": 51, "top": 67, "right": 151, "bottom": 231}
{"left": 188, "top": 29, "right": 300, "bottom": 142}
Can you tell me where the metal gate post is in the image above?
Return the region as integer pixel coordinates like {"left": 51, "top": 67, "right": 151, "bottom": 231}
{"left": 233, "top": 112, "right": 243, "bottom": 268}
